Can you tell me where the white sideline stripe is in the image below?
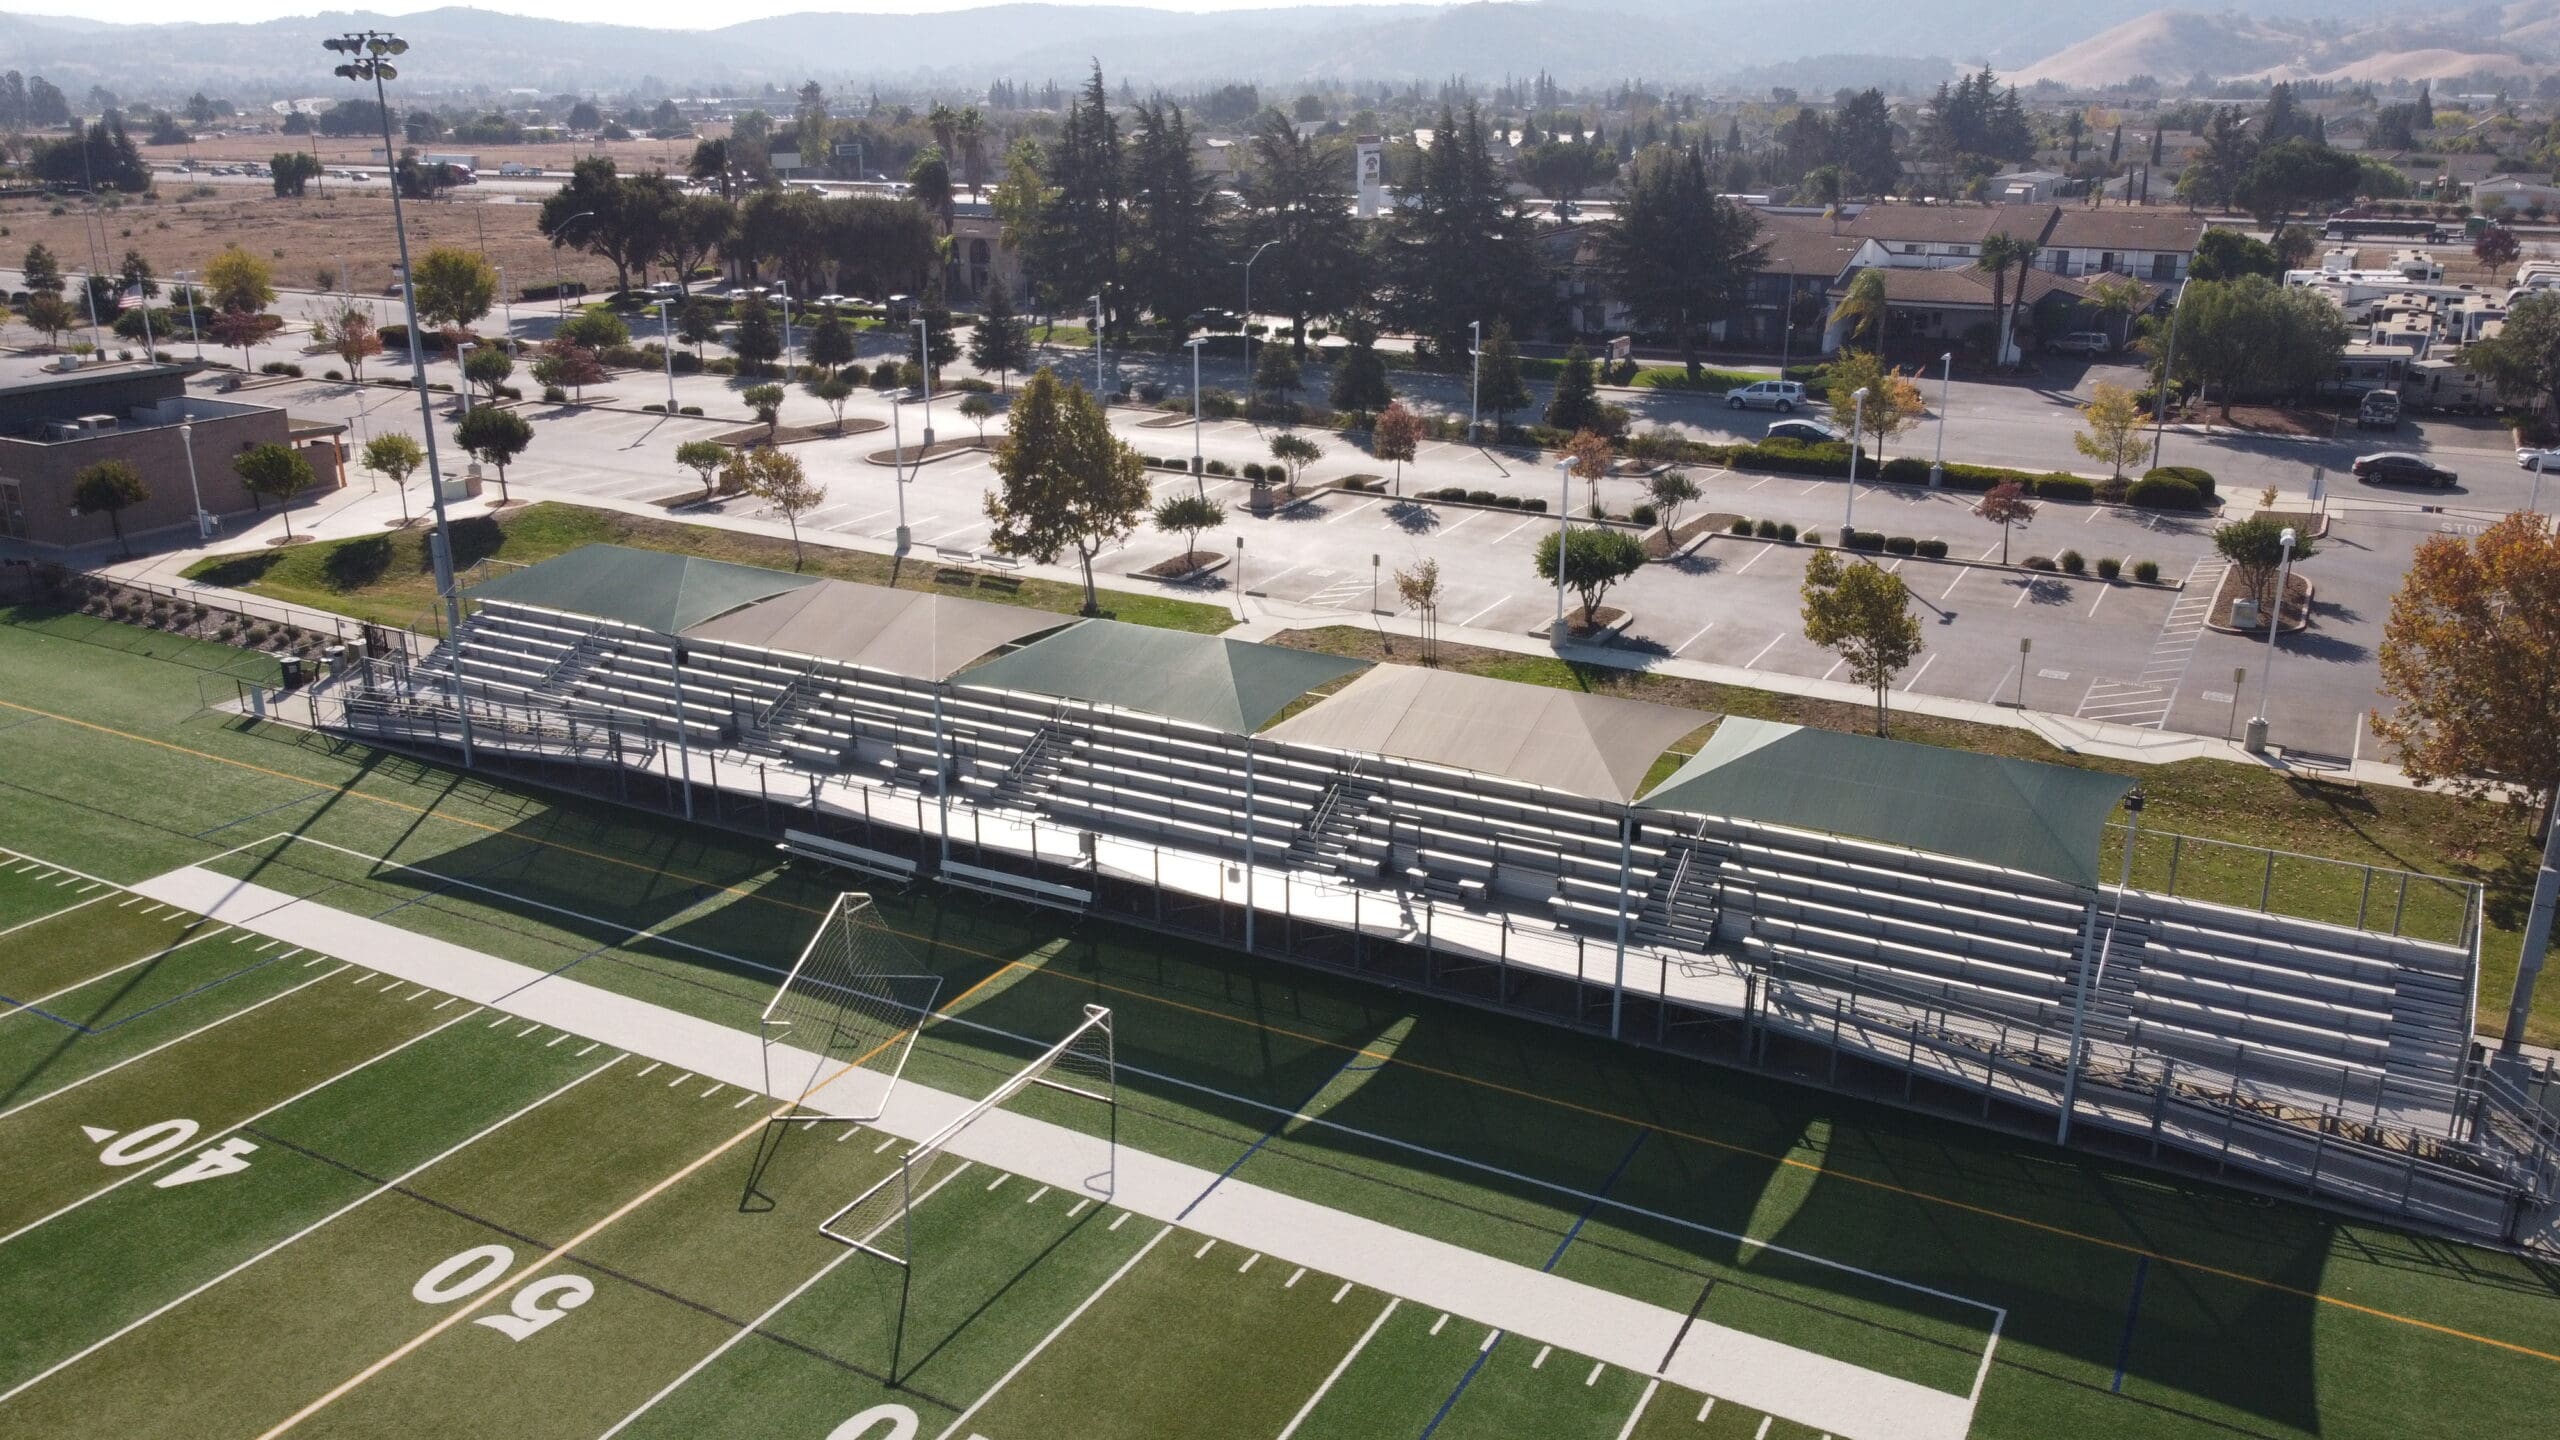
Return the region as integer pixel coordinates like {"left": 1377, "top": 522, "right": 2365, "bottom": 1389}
{"left": 1431, "top": 1312, "right": 1449, "bottom": 1336}
{"left": 1285, "top": 1267, "right": 1303, "bottom": 1288}
{"left": 0, "top": 997, "right": 483, "bottom": 1251}
{"left": 1275, "top": 1298, "right": 1398, "bottom": 1440}
{"left": 1614, "top": 1380, "right": 1659, "bottom": 1440}
{"left": 598, "top": 1161, "right": 978, "bottom": 1439}
{"left": 0, "top": 1053, "right": 619, "bottom": 1407}
{"left": 0, "top": 964, "right": 354, "bottom": 1123}
{"left": 932, "top": 1225, "right": 1172, "bottom": 1440}
{"left": 126, "top": 867, "right": 1982, "bottom": 1440}
{"left": 0, "top": 888, "right": 115, "bottom": 939}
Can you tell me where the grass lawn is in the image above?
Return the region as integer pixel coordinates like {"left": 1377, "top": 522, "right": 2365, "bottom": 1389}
{"left": 177, "top": 501, "right": 1234, "bottom": 636}
{"left": 1275, "top": 624, "right": 2552, "bottom": 1045}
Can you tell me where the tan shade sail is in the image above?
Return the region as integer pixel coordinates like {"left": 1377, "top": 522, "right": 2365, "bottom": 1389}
{"left": 954, "top": 621, "right": 1368, "bottom": 734}
{"left": 1639, "top": 717, "right": 2133, "bottom": 887}
{"left": 681, "top": 579, "right": 1072, "bottom": 681}
{"left": 1265, "top": 664, "right": 1713, "bottom": 804}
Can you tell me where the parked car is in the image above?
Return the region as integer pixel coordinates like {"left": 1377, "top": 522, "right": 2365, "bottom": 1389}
{"left": 2517, "top": 447, "right": 2560, "bottom": 470}
{"left": 2048, "top": 331, "right": 2114, "bottom": 356}
{"left": 1765, "top": 419, "right": 1845, "bottom": 445}
{"left": 2352, "top": 452, "right": 2456, "bottom": 488}
{"left": 2356, "top": 390, "right": 2402, "bottom": 430}
{"left": 1726, "top": 380, "right": 1808, "bottom": 412}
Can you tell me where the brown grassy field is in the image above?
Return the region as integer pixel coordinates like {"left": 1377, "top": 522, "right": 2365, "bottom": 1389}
{"left": 165, "top": 131, "right": 699, "bottom": 176}
{"left": 0, "top": 186, "right": 615, "bottom": 297}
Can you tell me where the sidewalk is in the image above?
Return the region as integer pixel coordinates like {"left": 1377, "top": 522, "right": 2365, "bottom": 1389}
{"left": 130, "top": 862, "right": 1982, "bottom": 1440}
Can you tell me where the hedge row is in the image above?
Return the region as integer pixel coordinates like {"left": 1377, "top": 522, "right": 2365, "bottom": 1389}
{"left": 1418, "top": 486, "right": 1551, "bottom": 513}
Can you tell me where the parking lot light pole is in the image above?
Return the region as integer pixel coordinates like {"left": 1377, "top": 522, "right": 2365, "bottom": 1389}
{"left": 1088, "top": 293, "right": 1104, "bottom": 397}
{"left": 1240, "top": 240, "right": 1278, "bottom": 391}
{"left": 178, "top": 421, "right": 211, "bottom": 540}
{"left": 888, "top": 391, "right": 913, "bottom": 553}
{"left": 2148, "top": 278, "right": 2189, "bottom": 472}
{"left": 654, "top": 299, "right": 675, "bottom": 410}
{"left": 913, "top": 315, "right": 935, "bottom": 444}
{"left": 1844, "top": 387, "right": 1869, "bottom": 533}
{"left": 497, "top": 263, "right": 512, "bottom": 342}
{"left": 1186, "top": 337, "right": 1208, "bottom": 488}
{"left": 453, "top": 342, "right": 473, "bottom": 415}
{"left": 2242, "top": 526, "right": 2297, "bottom": 754}
{"left": 549, "top": 211, "right": 595, "bottom": 319}
{"left": 1929, "top": 352, "right": 1953, "bottom": 489}
{"left": 1469, "top": 319, "right": 1482, "bottom": 445}
{"left": 2534, "top": 453, "right": 2549, "bottom": 517}
{"left": 1550, "top": 457, "right": 1574, "bottom": 645}
{"left": 178, "top": 270, "right": 202, "bottom": 360}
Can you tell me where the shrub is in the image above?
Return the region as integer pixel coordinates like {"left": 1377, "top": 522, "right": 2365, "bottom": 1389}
{"left": 258, "top": 360, "right": 303, "bottom": 376}
{"left": 2133, "top": 559, "right": 2160, "bottom": 583}
{"left": 706, "top": 358, "right": 736, "bottom": 376}
{"left": 1916, "top": 538, "right": 1948, "bottom": 559}
{"left": 1463, "top": 488, "right": 1497, "bottom": 505}
{"left": 1778, "top": 522, "right": 1799, "bottom": 543}
{"left": 2059, "top": 549, "right": 2085, "bottom": 574}
{"left": 1523, "top": 498, "right": 1547, "bottom": 513}
{"left": 871, "top": 360, "right": 904, "bottom": 388}
{"left": 1730, "top": 517, "right": 1753, "bottom": 535}
{"left": 2142, "top": 464, "right": 2217, "bottom": 500}
{"left": 1846, "top": 529, "right": 1887, "bottom": 553}
{"left": 1630, "top": 503, "right": 1658, "bottom": 526}
{"left": 1801, "top": 530, "right": 1821, "bottom": 546}
{"left": 642, "top": 402, "right": 664, "bottom": 413}
{"left": 1755, "top": 518, "right": 1781, "bottom": 538}
{"left": 669, "top": 351, "right": 703, "bottom": 374}
{"left": 323, "top": 369, "right": 343, "bottom": 381}
{"left": 1879, "top": 456, "right": 1931, "bottom": 486}
{"left": 1137, "top": 381, "right": 1166, "bottom": 403}
{"left": 542, "top": 385, "right": 567, "bottom": 403}
{"left": 1884, "top": 535, "right": 1917, "bottom": 556}
{"left": 680, "top": 405, "right": 703, "bottom": 416}
{"left": 1497, "top": 495, "right": 1524, "bottom": 510}
{"left": 2126, "top": 474, "right": 2202, "bottom": 511}
{"left": 1205, "top": 459, "right": 1234, "bottom": 477}
{"left": 2033, "top": 475, "right": 2095, "bottom": 503}
{"left": 1730, "top": 440, "right": 1858, "bottom": 478}
{"left": 953, "top": 376, "right": 996, "bottom": 394}
{"left": 2096, "top": 556, "right": 2122, "bottom": 580}
{"left": 2024, "top": 555, "right": 2059, "bottom": 571}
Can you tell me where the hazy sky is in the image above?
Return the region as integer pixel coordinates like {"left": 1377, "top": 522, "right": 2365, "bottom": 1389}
{"left": 79, "top": 0, "right": 1458, "bottom": 28}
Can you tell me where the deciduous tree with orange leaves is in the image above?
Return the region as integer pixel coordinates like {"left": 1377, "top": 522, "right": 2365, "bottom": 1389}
{"left": 2372, "top": 512, "right": 2560, "bottom": 835}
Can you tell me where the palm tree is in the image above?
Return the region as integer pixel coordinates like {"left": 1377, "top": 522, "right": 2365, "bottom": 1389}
{"left": 1975, "top": 232, "right": 2035, "bottom": 366}
{"left": 1829, "top": 268, "right": 1888, "bottom": 350}
{"left": 2085, "top": 273, "right": 2148, "bottom": 350}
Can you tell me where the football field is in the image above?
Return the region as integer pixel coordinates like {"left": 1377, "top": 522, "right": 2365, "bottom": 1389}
{"left": 3, "top": 604, "right": 2559, "bottom": 1440}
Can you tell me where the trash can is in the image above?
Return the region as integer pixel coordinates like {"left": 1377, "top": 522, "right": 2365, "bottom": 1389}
{"left": 278, "top": 654, "right": 306, "bottom": 689}
{"left": 322, "top": 645, "right": 346, "bottom": 678}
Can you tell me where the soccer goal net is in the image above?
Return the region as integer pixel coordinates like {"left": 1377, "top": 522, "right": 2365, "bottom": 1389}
{"left": 759, "top": 893, "right": 945, "bottom": 1126}
{"left": 820, "top": 1003, "right": 1117, "bottom": 1263}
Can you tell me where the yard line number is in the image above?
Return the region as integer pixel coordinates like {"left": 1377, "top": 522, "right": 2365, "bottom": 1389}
{"left": 85, "top": 1119, "right": 258, "bottom": 1189}
{"left": 411, "top": 1244, "right": 594, "bottom": 1342}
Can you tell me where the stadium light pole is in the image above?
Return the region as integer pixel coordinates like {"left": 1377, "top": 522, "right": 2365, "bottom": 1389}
{"left": 888, "top": 390, "right": 914, "bottom": 553}
{"left": 1843, "top": 386, "right": 1869, "bottom": 533}
{"left": 1550, "top": 457, "right": 1573, "bottom": 645}
{"left": 668, "top": 642, "right": 696, "bottom": 822}
{"left": 1929, "top": 351, "right": 1952, "bottom": 489}
{"left": 2058, "top": 789, "right": 2143, "bottom": 1146}
{"left": 328, "top": 29, "right": 473, "bottom": 767}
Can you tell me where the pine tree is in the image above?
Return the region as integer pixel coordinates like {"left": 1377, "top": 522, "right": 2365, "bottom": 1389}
{"left": 1477, "top": 321, "right": 1531, "bottom": 436}
{"left": 1544, "top": 344, "right": 1604, "bottom": 432}
{"left": 1327, "top": 317, "right": 1394, "bottom": 422}
{"left": 1385, "top": 104, "right": 1543, "bottom": 365}
{"left": 968, "top": 276, "right": 1029, "bottom": 392}
{"left": 1125, "top": 100, "right": 1224, "bottom": 334}
{"left": 1027, "top": 67, "right": 1125, "bottom": 336}
{"left": 1235, "top": 112, "right": 1365, "bottom": 359}
{"left": 1596, "top": 148, "right": 1769, "bottom": 378}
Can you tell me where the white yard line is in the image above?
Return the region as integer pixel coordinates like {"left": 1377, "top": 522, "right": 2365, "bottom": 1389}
{"left": 0, "top": 964, "right": 354, "bottom": 1123}
{"left": 1614, "top": 1380, "right": 1660, "bottom": 1439}
{"left": 932, "top": 1225, "right": 1174, "bottom": 1440}
{"left": 0, "top": 1053, "right": 620, "bottom": 1408}
{"left": 1274, "top": 1298, "right": 1399, "bottom": 1440}
{"left": 0, "top": 927, "right": 237, "bottom": 1023}
{"left": 0, "top": 888, "right": 116, "bottom": 940}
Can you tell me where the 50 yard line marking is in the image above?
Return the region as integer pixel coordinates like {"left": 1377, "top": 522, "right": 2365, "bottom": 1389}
{"left": 9, "top": 697, "right": 2556, "bottom": 1366}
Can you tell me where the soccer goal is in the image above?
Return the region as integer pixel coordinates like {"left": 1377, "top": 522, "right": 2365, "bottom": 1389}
{"left": 759, "top": 893, "right": 945, "bottom": 1125}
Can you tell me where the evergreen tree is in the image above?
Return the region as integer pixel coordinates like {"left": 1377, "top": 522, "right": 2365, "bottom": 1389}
{"left": 1385, "top": 104, "right": 1544, "bottom": 365}
{"left": 1235, "top": 110, "right": 1366, "bottom": 359}
{"left": 1477, "top": 321, "right": 1531, "bottom": 435}
{"left": 1832, "top": 89, "right": 1900, "bottom": 197}
{"left": 1027, "top": 67, "right": 1125, "bottom": 337}
{"left": 1595, "top": 148, "right": 1768, "bottom": 378}
{"left": 1124, "top": 100, "right": 1225, "bottom": 334}
{"left": 1327, "top": 317, "right": 1394, "bottom": 421}
{"left": 968, "top": 276, "right": 1029, "bottom": 392}
{"left": 1544, "top": 344, "right": 1605, "bottom": 432}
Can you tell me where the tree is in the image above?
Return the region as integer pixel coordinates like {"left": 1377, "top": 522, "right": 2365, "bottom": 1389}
{"left": 19, "top": 291, "right": 76, "bottom": 349}
{"left": 454, "top": 405, "right": 534, "bottom": 503}
{"left": 676, "top": 296, "right": 720, "bottom": 360}
{"left": 1123, "top": 100, "right": 1225, "bottom": 333}
{"left": 730, "top": 296, "right": 782, "bottom": 375}
{"left": 1151, "top": 493, "right": 1226, "bottom": 566}
{"left": 656, "top": 195, "right": 731, "bottom": 295}
{"left": 1564, "top": 428, "right": 1614, "bottom": 514}
{"left": 1234, "top": 110, "right": 1366, "bottom": 359}
{"left": 1254, "top": 344, "right": 1303, "bottom": 409}
{"left": 2372, "top": 513, "right": 2560, "bottom": 833}
{"left": 1801, "top": 549, "right": 1923, "bottom": 735}
{"left": 207, "top": 307, "right": 277, "bottom": 370}
{"left": 1268, "top": 432, "right": 1321, "bottom": 494}
{"left": 812, "top": 375, "right": 854, "bottom": 429}
{"left": 959, "top": 393, "right": 995, "bottom": 441}
{"left": 2466, "top": 291, "right": 2560, "bottom": 424}
{"left": 1024, "top": 67, "right": 1125, "bottom": 336}
{"left": 1594, "top": 147, "right": 1768, "bottom": 378}
{"left": 2477, "top": 224, "right": 2523, "bottom": 271}
{"left": 912, "top": 299, "right": 961, "bottom": 381}
{"left": 2073, "top": 381, "right": 2148, "bottom": 480}
{"left": 969, "top": 277, "right": 1028, "bottom": 393}
{"left": 233, "top": 442, "right": 317, "bottom": 538}
{"left": 362, "top": 431, "right": 426, "bottom": 525}
{"left": 1647, "top": 468, "right": 1701, "bottom": 534}
{"left": 2233, "top": 139, "right": 2363, "bottom": 231}
{"left": 22, "top": 242, "right": 63, "bottom": 295}
{"left": 732, "top": 447, "right": 823, "bottom": 568}
{"left": 118, "top": 249, "right": 156, "bottom": 300}
{"left": 1975, "top": 232, "right": 2035, "bottom": 366}
{"left": 70, "top": 460, "right": 147, "bottom": 558}
{"left": 1395, "top": 558, "right": 1444, "bottom": 662}
{"left": 1829, "top": 268, "right": 1888, "bottom": 349}
{"left": 270, "top": 150, "right": 322, "bottom": 197}
{"left": 804, "top": 313, "right": 856, "bottom": 376}
{"left": 1477, "top": 321, "right": 1531, "bottom": 436}
{"left": 1545, "top": 344, "right": 1606, "bottom": 433}
{"left": 462, "top": 345, "right": 515, "bottom": 405}
{"left": 1385, "top": 104, "right": 1545, "bottom": 363}
{"left": 1328, "top": 318, "right": 1394, "bottom": 422}
{"left": 2190, "top": 229, "right": 2282, "bottom": 282}
{"left": 908, "top": 146, "right": 954, "bottom": 233}
{"left": 2180, "top": 108, "right": 2258, "bottom": 210}
{"left": 742, "top": 382, "right": 786, "bottom": 443}
{"left": 1535, "top": 526, "right": 1648, "bottom": 628}
{"left": 203, "top": 244, "right": 275, "bottom": 315}
{"left": 2214, "top": 515, "right": 2315, "bottom": 611}
{"left": 2170, "top": 275, "right": 2351, "bottom": 417}
{"left": 307, "top": 298, "right": 382, "bottom": 380}
{"left": 1974, "top": 481, "right": 2036, "bottom": 564}
{"left": 2084, "top": 273, "right": 2149, "bottom": 350}
{"left": 675, "top": 439, "right": 727, "bottom": 501}
{"left": 531, "top": 340, "right": 606, "bottom": 402}
{"left": 982, "top": 367, "right": 1150, "bottom": 613}
{"left": 557, "top": 309, "right": 631, "bottom": 353}
{"left": 1832, "top": 89, "right": 1901, "bottom": 196}
{"left": 1371, "top": 401, "right": 1424, "bottom": 493}
{"left": 1826, "top": 351, "right": 1925, "bottom": 459}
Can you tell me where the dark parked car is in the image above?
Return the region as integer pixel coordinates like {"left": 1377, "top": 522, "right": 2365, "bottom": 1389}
{"left": 1765, "top": 419, "right": 1845, "bottom": 445}
{"left": 2352, "top": 451, "right": 2456, "bottom": 488}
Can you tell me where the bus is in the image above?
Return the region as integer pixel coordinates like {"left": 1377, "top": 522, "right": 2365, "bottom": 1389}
{"left": 2322, "top": 216, "right": 2444, "bottom": 244}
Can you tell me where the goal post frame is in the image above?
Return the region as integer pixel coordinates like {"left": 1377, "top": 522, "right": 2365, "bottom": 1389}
{"left": 758, "top": 893, "right": 944, "bottom": 1126}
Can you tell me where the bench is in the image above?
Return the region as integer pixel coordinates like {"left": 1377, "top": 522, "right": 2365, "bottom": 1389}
{"left": 942, "top": 859, "right": 1090, "bottom": 909}
{"left": 779, "top": 828, "right": 919, "bottom": 885}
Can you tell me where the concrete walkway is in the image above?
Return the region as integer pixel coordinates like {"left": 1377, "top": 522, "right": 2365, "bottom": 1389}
{"left": 131, "top": 861, "right": 1990, "bottom": 1440}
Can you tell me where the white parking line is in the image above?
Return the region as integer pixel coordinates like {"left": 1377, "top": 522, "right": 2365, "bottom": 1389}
{"left": 1325, "top": 497, "right": 1383, "bottom": 525}
{"left": 1672, "top": 621, "right": 1716, "bottom": 655}
{"left": 1458, "top": 596, "right": 1512, "bottom": 628}
{"left": 1900, "top": 653, "right": 1938, "bottom": 691}
{"left": 1744, "top": 634, "right": 1784, "bottom": 668}
{"left": 1733, "top": 542, "right": 1779, "bottom": 574}
{"left": 1490, "top": 516, "right": 1541, "bottom": 545}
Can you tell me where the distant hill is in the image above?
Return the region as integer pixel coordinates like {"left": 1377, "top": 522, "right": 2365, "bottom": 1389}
{"left": 2008, "top": 6, "right": 2556, "bottom": 88}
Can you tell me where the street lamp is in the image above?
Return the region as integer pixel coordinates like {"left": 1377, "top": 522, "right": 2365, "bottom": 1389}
{"left": 1929, "top": 352, "right": 1953, "bottom": 489}
{"left": 775, "top": 283, "right": 794, "bottom": 372}
{"left": 1843, "top": 386, "right": 1869, "bottom": 533}
{"left": 913, "top": 314, "right": 935, "bottom": 445}
{"left": 1550, "top": 457, "right": 1574, "bottom": 645}
{"left": 177, "top": 270, "right": 202, "bottom": 361}
{"left": 1089, "top": 293, "right": 1105, "bottom": 397}
{"left": 887, "top": 390, "right": 916, "bottom": 553}
{"left": 653, "top": 299, "right": 676, "bottom": 410}
{"left": 1469, "top": 319, "right": 1482, "bottom": 446}
{"left": 1186, "top": 336, "right": 1209, "bottom": 488}
{"left": 2148, "top": 278, "right": 2190, "bottom": 472}
{"left": 2242, "top": 525, "right": 2297, "bottom": 754}
{"left": 496, "top": 263, "right": 513, "bottom": 343}
{"left": 549, "top": 210, "right": 596, "bottom": 318}
{"left": 453, "top": 342, "right": 473, "bottom": 415}
{"left": 177, "top": 421, "right": 212, "bottom": 540}
{"left": 1240, "top": 240, "right": 1279, "bottom": 390}
{"left": 2533, "top": 452, "right": 2549, "bottom": 517}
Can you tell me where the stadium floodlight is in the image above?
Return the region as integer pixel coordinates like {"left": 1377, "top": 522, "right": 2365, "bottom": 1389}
{"left": 822, "top": 1003, "right": 1116, "bottom": 1380}
{"left": 759, "top": 893, "right": 944, "bottom": 1125}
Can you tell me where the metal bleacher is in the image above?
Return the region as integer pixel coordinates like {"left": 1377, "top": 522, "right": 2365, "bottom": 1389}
{"left": 348, "top": 594, "right": 2557, "bottom": 1242}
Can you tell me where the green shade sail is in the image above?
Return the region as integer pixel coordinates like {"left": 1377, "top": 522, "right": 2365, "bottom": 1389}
{"left": 954, "top": 621, "right": 1368, "bottom": 734}
{"left": 1639, "top": 717, "right": 2133, "bottom": 887}
{"left": 463, "top": 544, "right": 819, "bottom": 636}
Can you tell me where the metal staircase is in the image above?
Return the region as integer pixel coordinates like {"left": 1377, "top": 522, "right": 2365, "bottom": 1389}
{"left": 1288, "top": 769, "right": 1386, "bottom": 876}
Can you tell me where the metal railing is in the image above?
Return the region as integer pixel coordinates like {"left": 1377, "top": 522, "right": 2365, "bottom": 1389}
{"left": 2104, "top": 822, "right": 2481, "bottom": 950}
